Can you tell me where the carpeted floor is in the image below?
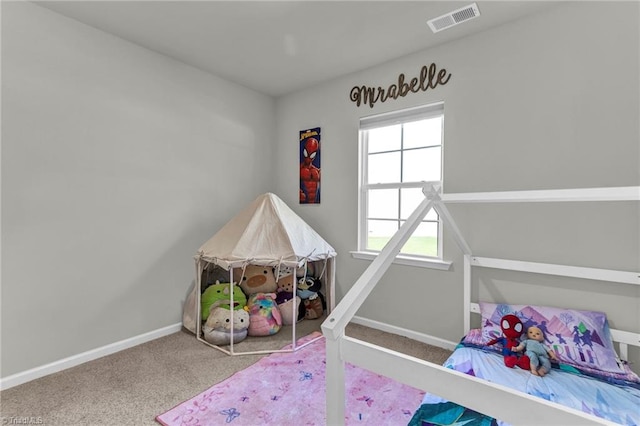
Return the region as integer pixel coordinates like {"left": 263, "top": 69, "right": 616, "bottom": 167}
{"left": 0, "top": 320, "right": 453, "bottom": 425}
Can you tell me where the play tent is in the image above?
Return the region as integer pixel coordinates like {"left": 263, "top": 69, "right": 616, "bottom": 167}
{"left": 185, "top": 192, "right": 337, "bottom": 354}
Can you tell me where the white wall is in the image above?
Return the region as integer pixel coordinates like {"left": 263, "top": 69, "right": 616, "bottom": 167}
{"left": 1, "top": 2, "right": 276, "bottom": 377}
{"left": 275, "top": 1, "right": 639, "bottom": 359}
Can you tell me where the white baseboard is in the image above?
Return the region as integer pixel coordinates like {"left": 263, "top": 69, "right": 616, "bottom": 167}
{"left": 0, "top": 322, "right": 183, "bottom": 391}
{"left": 351, "top": 315, "right": 458, "bottom": 351}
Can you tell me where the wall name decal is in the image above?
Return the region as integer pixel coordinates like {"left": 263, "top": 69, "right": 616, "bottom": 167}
{"left": 350, "top": 63, "right": 452, "bottom": 108}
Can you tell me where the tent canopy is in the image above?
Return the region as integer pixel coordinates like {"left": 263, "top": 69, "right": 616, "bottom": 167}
{"left": 196, "top": 193, "right": 336, "bottom": 270}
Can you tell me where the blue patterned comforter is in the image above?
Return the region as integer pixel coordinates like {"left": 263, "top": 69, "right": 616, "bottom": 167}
{"left": 410, "top": 347, "right": 640, "bottom": 425}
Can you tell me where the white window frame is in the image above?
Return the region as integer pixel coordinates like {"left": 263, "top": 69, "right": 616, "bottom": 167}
{"left": 353, "top": 102, "right": 451, "bottom": 270}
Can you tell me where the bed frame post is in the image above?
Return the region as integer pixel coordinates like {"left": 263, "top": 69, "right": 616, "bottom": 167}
{"left": 463, "top": 254, "right": 472, "bottom": 334}
{"left": 325, "top": 336, "right": 345, "bottom": 426}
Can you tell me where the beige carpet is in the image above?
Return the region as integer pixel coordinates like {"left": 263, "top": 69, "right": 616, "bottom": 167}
{"left": 0, "top": 320, "right": 452, "bottom": 425}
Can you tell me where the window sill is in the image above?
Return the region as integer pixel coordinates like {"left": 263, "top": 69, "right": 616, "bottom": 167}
{"left": 350, "top": 251, "right": 452, "bottom": 271}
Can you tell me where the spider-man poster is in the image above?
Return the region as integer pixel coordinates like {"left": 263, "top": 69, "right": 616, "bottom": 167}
{"left": 299, "top": 127, "right": 321, "bottom": 204}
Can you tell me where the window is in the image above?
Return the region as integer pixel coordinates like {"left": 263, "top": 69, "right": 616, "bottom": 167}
{"left": 358, "top": 103, "right": 444, "bottom": 261}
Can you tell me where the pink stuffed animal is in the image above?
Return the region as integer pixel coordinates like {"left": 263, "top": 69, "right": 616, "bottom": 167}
{"left": 247, "top": 293, "right": 282, "bottom": 336}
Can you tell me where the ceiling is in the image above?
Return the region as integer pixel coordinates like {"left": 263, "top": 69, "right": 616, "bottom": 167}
{"left": 34, "top": 1, "right": 560, "bottom": 97}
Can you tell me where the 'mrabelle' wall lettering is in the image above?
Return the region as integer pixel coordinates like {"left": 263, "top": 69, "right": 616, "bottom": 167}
{"left": 350, "top": 63, "right": 451, "bottom": 108}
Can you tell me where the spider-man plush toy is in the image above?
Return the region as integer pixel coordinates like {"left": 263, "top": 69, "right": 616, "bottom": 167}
{"left": 487, "top": 314, "right": 531, "bottom": 370}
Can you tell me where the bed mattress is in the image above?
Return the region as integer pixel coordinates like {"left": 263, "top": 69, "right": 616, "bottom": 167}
{"left": 410, "top": 346, "right": 640, "bottom": 425}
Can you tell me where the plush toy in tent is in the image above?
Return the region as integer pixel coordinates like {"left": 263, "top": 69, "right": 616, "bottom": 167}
{"left": 274, "top": 266, "right": 303, "bottom": 325}
{"left": 275, "top": 266, "right": 296, "bottom": 293}
{"left": 233, "top": 264, "right": 278, "bottom": 295}
{"left": 303, "top": 292, "right": 326, "bottom": 320}
{"left": 297, "top": 276, "right": 326, "bottom": 319}
{"left": 203, "top": 306, "right": 250, "bottom": 345}
{"left": 297, "top": 276, "right": 323, "bottom": 300}
{"left": 200, "top": 281, "right": 247, "bottom": 321}
{"left": 275, "top": 291, "right": 304, "bottom": 325}
{"left": 247, "top": 293, "right": 282, "bottom": 336}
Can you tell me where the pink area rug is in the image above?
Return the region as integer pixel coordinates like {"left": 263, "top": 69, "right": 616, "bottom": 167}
{"left": 156, "top": 332, "right": 425, "bottom": 425}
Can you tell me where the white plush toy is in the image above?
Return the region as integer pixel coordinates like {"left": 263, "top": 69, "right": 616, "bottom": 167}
{"left": 203, "top": 306, "right": 250, "bottom": 345}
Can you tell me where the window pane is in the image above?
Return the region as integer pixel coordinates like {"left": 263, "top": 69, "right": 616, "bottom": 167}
{"left": 402, "top": 147, "right": 441, "bottom": 182}
{"left": 367, "top": 219, "right": 398, "bottom": 251}
{"left": 400, "top": 221, "right": 439, "bottom": 257}
{"left": 368, "top": 151, "right": 400, "bottom": 184}
{"left": 368, "top": 124, "right": 401, "bottom": 153}
{"left": 400, "top": 187, "right": 438, "bottom": 221}
{"left": 360, "top": 103, "right": 444, "bottom": 259}
{"left": 403, "top": 117, "right": 442, "bottom": 149}
{"left": 368, "top": 189, "right": 398, "bottom": 219}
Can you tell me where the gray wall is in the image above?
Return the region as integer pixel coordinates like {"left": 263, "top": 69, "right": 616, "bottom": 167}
{"left": 2, "top": 1, "right": 638, "bottom": 380}
{"left": 1, "top": 2, "right": 276, "bottom": 377}
{"left": 275, "top": 1, "right": 639, "bottom": 362}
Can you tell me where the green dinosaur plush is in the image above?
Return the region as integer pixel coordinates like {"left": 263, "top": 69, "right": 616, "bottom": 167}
{"left": 201, "top": 281, "right": 247, "bottom": 320}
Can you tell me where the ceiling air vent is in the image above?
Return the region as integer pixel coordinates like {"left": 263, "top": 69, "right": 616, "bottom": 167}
{"left": 427, "top": 3, "right": 480, "bottom": 33}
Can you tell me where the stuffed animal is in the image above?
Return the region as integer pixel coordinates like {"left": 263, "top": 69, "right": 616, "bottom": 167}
{"left": 486, "top": 314, "right": 531, "bottom": 370}
{"left": 513, "top": 326, "right": 558, "bottom": 376}
{"left": 246, "top": 293, "right": 282, "bottom": 336}
{"left": 275, "top": 266, "right": 296, "bottom": 293}
{"left": 233, "top": 265, "right": 278, "bottom": 295}
{"left": 203, "top": 306, "right": 250, "bottom": 345}
{"left": 273, "top": 266, "right": 305, "bottom": 324}
{"left": 275, "top": 291, "right": 304, "bottom": 325}
{"left": 200, "top": 281, "right": 247, "bottom": 321}
{"left": 303, "top": 292, "right": 326, "bottom": 319}
{"left": 297, "top": 276, "right": 323, "bottom": 300}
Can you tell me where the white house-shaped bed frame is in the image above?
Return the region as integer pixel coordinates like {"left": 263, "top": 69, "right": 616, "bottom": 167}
{"left": 322, "top": 184, "right": 640, "bottom": 425}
